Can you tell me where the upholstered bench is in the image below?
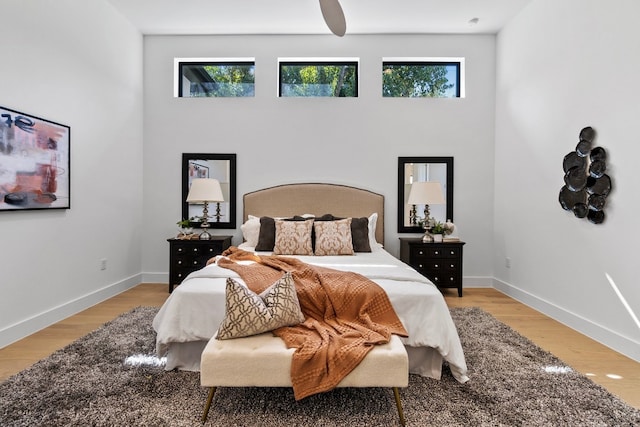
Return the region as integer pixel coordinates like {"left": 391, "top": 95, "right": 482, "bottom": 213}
{"left": 200, "top": 332, "right": 409, "bottom": 425}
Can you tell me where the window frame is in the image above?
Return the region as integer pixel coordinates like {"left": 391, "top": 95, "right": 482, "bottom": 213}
{"left": 174, "top": 57, "right": 256, "bottom": 98}
{"left": 277, "top": 57, "right": 360, "bottom": 97}
{"left": 382, "top": 57, "right": 465, "bottom": 98}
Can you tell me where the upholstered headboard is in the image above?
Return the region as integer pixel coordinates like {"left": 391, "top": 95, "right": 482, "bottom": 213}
{"left": 243, "top": 183, "right": 384, "bottom": 244}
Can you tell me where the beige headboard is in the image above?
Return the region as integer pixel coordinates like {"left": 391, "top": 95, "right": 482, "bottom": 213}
{"left": 243, "top": 183, "right": 384, "bottom": 244}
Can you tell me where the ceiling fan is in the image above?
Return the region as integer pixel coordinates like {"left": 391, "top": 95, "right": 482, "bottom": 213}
{"left": 319, "top": 0, "right": 346, "bottom": 36}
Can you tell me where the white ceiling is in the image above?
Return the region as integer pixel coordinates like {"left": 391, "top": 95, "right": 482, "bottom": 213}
{"left": 106, "top": 0, "right": 533, "bottom": 36}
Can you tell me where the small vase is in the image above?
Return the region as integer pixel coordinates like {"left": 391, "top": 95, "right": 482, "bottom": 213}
{"left": 433, "top": 234, "right": 443, "bottom": 243}
{"left": 178, "top": 227, "right": 193, "bottom": 237}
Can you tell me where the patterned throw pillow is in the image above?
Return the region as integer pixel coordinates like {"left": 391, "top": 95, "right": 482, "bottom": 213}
{"left": 314, "top": 218, "right": 354, "bottom": 256}
{"left": 216, "top": 273, "right": 305, "bottom": 340}
{"left": 272, "top": 219, "right": 314, "bottom": 255}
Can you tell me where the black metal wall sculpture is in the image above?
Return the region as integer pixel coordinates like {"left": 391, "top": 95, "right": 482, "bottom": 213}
{"left": 559, "top": 126, "right": 612, "bottom": 224}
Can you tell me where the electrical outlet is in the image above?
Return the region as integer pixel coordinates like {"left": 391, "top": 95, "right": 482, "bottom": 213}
{"left": 100, "top": 258, "right": 107, "bottom": 270}
{"left": 505, "top": 257, "right": 511, "bottom": 268}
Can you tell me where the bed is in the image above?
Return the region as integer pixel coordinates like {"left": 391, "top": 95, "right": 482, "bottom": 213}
{"left": 153, "top": 183, "right": 469, "bottom": 384}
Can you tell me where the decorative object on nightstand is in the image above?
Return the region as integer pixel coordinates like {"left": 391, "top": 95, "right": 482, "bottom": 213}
{"left": 167, "top": 235, "right": 232, "bottom": 293}
{"left": 176, "top": 218, "right": 194, "bottom": 237}
{"left": 186, "top": 178, "right": 225, "bottom": 240}
{"left": 430, "top": 220, "right": 455, "bottom": 243}
{"left": 407, "top": 181, "right": 446, "bottom": 242}
{"left": 399, "top": 237, "right": 465, "bottom": 297}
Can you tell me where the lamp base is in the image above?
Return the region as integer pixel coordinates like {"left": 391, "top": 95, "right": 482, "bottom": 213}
{"left": 422, "top": 232, "right": 434, "bottom": 243}
{"left": 199, "top": 229, "right": 212, "bottom": 240}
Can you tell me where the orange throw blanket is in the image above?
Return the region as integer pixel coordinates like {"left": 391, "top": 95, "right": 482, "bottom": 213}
{"left": 216, "top": 247, "right": 408, "bottom": 400}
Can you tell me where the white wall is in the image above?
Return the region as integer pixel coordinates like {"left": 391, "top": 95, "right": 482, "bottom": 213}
{"left": 141, "top": 34, "right": 497, "bottom": 285}
{"left": 494, "top": 0, "right": 640, "bottom": 360}
{"left": 0, "top": 0, "right": 144, "bottom": 347}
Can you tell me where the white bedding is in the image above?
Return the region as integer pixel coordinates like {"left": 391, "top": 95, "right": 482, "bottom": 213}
{"left": 153, "top": 247, "right": 469, "bottom": 383}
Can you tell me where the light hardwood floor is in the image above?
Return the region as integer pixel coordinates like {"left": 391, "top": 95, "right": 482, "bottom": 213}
{"left": 1, "top": 284, "right": 638, "bottom": 409}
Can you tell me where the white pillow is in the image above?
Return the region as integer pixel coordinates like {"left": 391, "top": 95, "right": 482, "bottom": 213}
{"left": 368, "top": 212, "right": 380, "bottom": 250}
{"left": 240, "top": 215, "right": 260, "bottom": 247}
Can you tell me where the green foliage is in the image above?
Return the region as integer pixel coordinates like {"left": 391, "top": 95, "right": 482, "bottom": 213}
{"left": 280, "top": 64, "right": 357, "bottom": 97}
{"left": 430, "top": 221, "right": 453, "bottom": 235}
{"left": 176, "top": 218, "right": 191, "bottom": 228}
{"left": 382, "top": 64, "right": 454, "bottom": 97}
{"left": 193, "top": 65, "right": 255, "bottom": 97}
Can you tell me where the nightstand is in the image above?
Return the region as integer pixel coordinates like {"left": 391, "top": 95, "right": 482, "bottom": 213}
{"left": 167, "top": 236, "right": 232, "bottom": 293}
{"left": 399, "top": 237, "right": 465, "bottom": 297}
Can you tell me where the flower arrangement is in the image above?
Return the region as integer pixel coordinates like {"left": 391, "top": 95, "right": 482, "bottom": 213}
{"left": 176, "top": 218, "right": 192, "bottom": 228}
{"left": 176, "top": 217, "right": 197, "bottom": 238}
{"left": 430, "top": 221, "right": 454, "bottom": 235}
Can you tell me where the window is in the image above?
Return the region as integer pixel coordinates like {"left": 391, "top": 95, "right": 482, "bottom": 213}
{"left": 175, "top": 58, "right": 255, "bottom": 97}
{"left": 382, "top": 58, "right": 464, "bottom": 98}
{"left": 278, "top": 58, "right": 358, "bottom": 97}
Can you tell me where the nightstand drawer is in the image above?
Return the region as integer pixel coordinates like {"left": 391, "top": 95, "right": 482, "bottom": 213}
{"left": 412, "top": 259, "right": 460, "bottom": 273}
{"left": 411, "top": 246, "right": 460, "bottom": 260}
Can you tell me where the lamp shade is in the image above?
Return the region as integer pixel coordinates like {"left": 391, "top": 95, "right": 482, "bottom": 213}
{"left": 407, "top": 181, "right": 445, "bottom": 205}
{"left": 186, "top": 178, "right": 224, "bottom": 203}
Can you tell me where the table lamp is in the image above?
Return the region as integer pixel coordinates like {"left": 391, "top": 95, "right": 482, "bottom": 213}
{"left": 186, "top": 178, "right": 224, "bottom": 240}
{"left": 407, "top": 181, "right": 445, "bottom": 242}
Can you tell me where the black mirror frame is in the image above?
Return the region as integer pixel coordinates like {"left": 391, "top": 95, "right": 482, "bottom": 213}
{"left": 182, "top": 153, "right": 237, "bottom": 229}
{"left": 397, "top": 156, "right": 454, "bottom": 233}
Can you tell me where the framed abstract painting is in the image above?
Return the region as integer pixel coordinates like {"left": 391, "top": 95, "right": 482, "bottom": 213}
{"left": 0, "top": 105, "right": 70, "bottom": 211}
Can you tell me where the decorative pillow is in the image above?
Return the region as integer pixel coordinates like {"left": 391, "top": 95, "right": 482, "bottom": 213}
{"left": 240, "top": 215, "right": 260, "bottom": 247}
{"left": 313, "top": 214, "right": 370, "bottom": 252}
{"left": 216, "top": 273, "right": 305, "bottom": 340}
{"left": 273, "top": 219, "right": 314, "bottom": 255}
{"left": 255, "top": 216, "right": 308, "bottom": 251}
{"left": 368, "top": 212, "right": 379, "bottom": 250}
{"left": 255, "top": 216, "right": 276, "bottom": 251}
{"left": 314, "top": 218, "right": 354, "bottom": 256}
{"left": 350, "top": 217, "right": 371, "bottom": 252}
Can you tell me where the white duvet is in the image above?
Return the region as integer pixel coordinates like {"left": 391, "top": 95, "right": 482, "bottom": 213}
{"left": 153, "top": 247, "right": 469, "bottom": 383}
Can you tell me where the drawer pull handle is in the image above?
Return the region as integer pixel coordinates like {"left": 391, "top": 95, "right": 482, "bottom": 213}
{"left": 450, "top": 264, "right": 454, "bottom": 268}
{"left": 418, "top": 250, "right": 423, "bottom": 255}
{"left": 194, "top": 248, "right": 198, "bottom": 252}
{"left": 450, "top": 277, "right": 454, "bottom": 281}
{"left": 434, "top": 277, "right": 439, "bottom": 281}
{"left": 178, "top": 260, "right": 182, "bottom": 265}
{"left": 209, "top": 248, "right": 214, "bottom": 252}
{"left": 178, "top": 273, "right": 183, "bottom": 278}
{"left": 450, "top": 251, "right": 455, "bottom": 255}
{"left": 193, "top": 261, "right": 198, "bottom": 265}
{"left": 418, "top": 264, "right": 423, "bottom": 268}
{"left": 178, "top": 248, "right": 183, "bottom": 252}
{"left": 434, "top": 264, "right": 439, "bottom": 268}
{"left": 435, "top": 251, "right": 439, "bottom": 255}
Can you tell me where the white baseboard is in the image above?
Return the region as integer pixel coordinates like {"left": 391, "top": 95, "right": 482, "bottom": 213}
{"left": 463, "top": 276, "right": 494, "bottom": 288}
{"left": 142, "top": 272, "right": 169, "bottom": 284}
{"left": 0, "top": 274, "right": 142, "bottom": 349}
{"left": 493, "top": 277, "right": 640, "bottom": 363}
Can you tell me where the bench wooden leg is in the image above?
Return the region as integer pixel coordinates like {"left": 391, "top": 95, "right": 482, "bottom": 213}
{"left": 201, "top": 387, "right": 217, "bottom": 424}
{"left": 393, "top": 387, "right": 406, "bottom": 426}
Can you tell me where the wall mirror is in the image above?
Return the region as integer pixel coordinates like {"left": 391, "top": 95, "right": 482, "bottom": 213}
{"left": 182, "top": 153, "right": 237, "bottom": 229}
{"left": 397, "top": 156, "right": 454, "bottom": 233}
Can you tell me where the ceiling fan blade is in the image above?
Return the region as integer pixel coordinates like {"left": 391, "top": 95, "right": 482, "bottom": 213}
{"left": 319, "top": 0, "right": 346, "bottom": 37}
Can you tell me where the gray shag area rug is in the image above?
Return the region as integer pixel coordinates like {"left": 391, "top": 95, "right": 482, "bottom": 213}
{"left": 1, "top": 306, "right": 638, "bottom": 426}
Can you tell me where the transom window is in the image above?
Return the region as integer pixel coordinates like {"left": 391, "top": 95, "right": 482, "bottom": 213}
{"left": 382, "top": 58, "right": 464, "bottom": 98}
{"left": 175, "top": 58, "right": 255, "bottom": 97}
{"left": 278, "top": 58, "right": 359, "bottom": 97}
